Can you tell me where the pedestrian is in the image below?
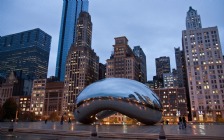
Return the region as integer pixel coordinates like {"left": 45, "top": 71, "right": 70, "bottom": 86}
{"left": 45, "top": 119, "right": 47, "bottom": 124}
{"left": 166, "top": 120, "right": 169, "bottom": 125}
{"left": 178, "top": 116, "right": 183, "bottom": 129}
{"left": 60, "top": 115, "right": 64, "bottom": 125}
{"left": 68, "top": 117, "right": 71, "bottom": 123}
{"left": 182, "top": 116, "right": 186, "bottom": 128}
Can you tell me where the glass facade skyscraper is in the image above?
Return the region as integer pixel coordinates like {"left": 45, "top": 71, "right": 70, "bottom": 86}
{"left": 55, "top": 0, "right": 89, "bottom": 81}
{"left": 0, "top": 28, "right": 51, "bottom": 79}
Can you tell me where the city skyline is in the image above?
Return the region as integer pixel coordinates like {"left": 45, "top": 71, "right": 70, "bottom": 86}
{"left": 0, "top": 0, "right": 223, "bottom": 80}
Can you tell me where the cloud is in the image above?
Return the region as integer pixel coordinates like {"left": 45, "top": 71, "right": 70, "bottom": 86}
{"left": 1, "top": 0, "right": 223, "bottom": 80}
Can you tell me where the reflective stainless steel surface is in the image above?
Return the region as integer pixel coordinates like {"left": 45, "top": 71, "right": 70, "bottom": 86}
{"left": 74, "top": 78, "right": 163, "bottom": 125}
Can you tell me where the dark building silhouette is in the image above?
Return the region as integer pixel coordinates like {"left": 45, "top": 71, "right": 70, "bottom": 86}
{"left": 174, "top": 47, "right": 186, "bottom": 87}
{"left": 155, "top": 56, "right": 171, "bottom": 79}
{"left": 133, "top": 46, "right": 147, "bottom": 83}
{"left": 99, "top": 63, "right": 106, "bottom": 80}
{"left": 174, "top": 47, "right": 191, "bottom": 121}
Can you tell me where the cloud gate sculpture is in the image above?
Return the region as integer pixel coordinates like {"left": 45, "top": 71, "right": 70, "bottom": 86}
{"left": 74, "top": 78, "right": 163, "bottom": 125}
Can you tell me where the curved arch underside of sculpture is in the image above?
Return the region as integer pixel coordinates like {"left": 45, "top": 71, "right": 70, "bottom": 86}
{"left": 74, "top": 78, "right": 163, "bottom": 125}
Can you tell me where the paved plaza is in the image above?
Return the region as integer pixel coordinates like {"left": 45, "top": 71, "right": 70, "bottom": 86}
{"left": 0, "top": 121, "right": 224, "bottom": 139}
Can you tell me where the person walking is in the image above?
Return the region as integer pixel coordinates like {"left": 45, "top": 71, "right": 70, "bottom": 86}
{"left": 68, "top": 117, "right": 71, "bottom": 123}
{"left": 182, "top": 116, "right": 186, "bottom": 128}
{"left": 60, "top": 115, "right": 64, "bottom": 125}
{"left": 178, "top": 116, "right": 183, "bottom": 129}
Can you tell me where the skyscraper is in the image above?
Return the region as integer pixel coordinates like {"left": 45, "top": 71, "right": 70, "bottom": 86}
{"left": 105, "top": 37, "right": 147, "bottom": 123}
{"left": 106, "top": 37, "right": 144, "bottom": 82}
{"left": 182, "top": 7, "right": 224, "bottom": 122}
{"left": 0, "top": 28, "right": 51, "bottom": 79}
{"left": 163, "top": 69, "right": 178, "bottom": 89}
{"left": 133, "top": 46, "right": 147, "bottom": 83}
{"left": 186, "top": 6, "right": 202, "bottom": 30}
{"left": 63, "top": 11, "right": 99, "bottom": 112}
{"left": 155, "top": 56, "right": 171, "bottom": 79}
{"left": 174, "top": 47, "right": 186, "bottom": 87}
{"left": 55, "top": 0, "right": 89, "bottom": 81}
{"left": 174, "top": 47, "right": 191, "bottom": 120}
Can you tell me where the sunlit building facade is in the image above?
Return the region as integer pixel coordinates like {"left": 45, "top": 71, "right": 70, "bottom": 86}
{"left": 0, "top": 28, "right": 51, "bottom": 79}
{"left": 182, "top": 7, "right": 224, "bottom": 122}
{"left": 55, "top": 0, "right": 89, "bottom": 81}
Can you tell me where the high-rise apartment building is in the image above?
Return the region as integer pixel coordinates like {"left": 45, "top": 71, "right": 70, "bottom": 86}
{"left": 163, "top": 71, "right": 178, "bottom": 89}
{"left": 155, "top": 56, "right": 171, "bottom": 79}
{"left": 153, "top": 76, "right": 163, "bottom": 89}
{"left": 0, "top": 28, "right": 51, "bottom": 79}
{"left": 64, "top": 11, "right": 99, "bottom": 112}
{"left": 13, "top": 96, "right": 31, "bottom": 114}
{"left": 30, "top": 79, "right": 46, "bottom": 116}
{"left": 154, "top": 88, "right": 188, "bottom": 123}
{"left": 106, "top": 37, "right": 144, "bottom": 82}
{"left": 55, "top": 0, "right": 89, "bottom": 81}
{"left": 182, "top": 7, "right": 224, "bottom": 122}
{"left": 133, "top": 46, "right": 147, "bottom": 83}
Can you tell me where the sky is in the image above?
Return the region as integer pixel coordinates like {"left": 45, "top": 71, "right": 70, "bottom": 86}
{"left": 0, "top": 0, "right": 224, "bottom": 80}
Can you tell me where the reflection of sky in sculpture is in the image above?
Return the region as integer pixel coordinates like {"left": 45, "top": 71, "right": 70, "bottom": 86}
{"left": 76, "top": 78, "right": 162, "bottom": 108}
